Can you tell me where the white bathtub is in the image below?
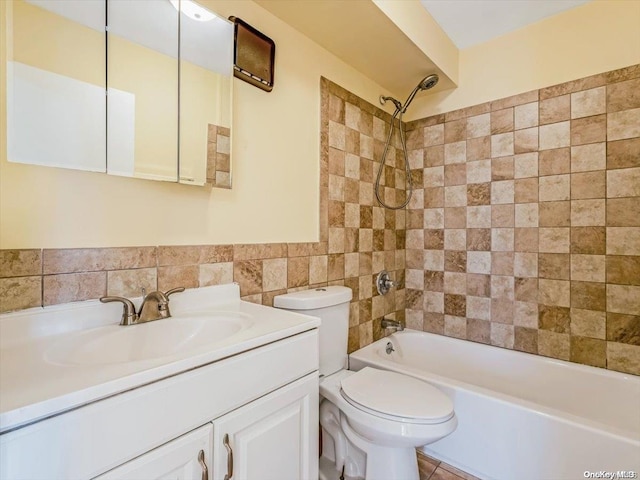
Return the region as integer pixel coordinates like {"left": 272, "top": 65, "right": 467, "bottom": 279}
{"left": 349, "top": 330, "right": 640, "bottom": 480}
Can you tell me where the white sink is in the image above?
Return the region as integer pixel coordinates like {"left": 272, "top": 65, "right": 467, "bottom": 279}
{"left": 44, "top": 312, "right": 253, "bottom": 366}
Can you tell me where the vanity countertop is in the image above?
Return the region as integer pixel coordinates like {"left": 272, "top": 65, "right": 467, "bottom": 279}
{"left": 0, "top": 284, "right": 320, "bottom": 433}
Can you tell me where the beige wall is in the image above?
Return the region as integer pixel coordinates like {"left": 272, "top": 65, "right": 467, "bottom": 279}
{"left": 0, "top": 0, "right": 393, "bottom": 249}
{"left": 2, "top": 0, "right": 639, "bottom": 249}
{"left": 408, "top": 0, "right": 640, "bottom": 120}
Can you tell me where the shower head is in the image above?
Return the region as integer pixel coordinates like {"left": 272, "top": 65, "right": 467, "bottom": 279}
{"left": 401, "top": 74, "right": 439, "bottom": 113}
{"left": 419, "top": 74, "right": 439, "bottom": 90}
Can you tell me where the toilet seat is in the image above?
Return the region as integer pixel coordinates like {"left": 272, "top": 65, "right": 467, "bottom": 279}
{"left": 340, "top": 367, "right": 454, "bottom": 424}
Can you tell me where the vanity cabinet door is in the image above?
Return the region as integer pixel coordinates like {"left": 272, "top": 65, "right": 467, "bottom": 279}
{"left": 93, "top": 424, "right": 212, "bottom": 480}
{"left": 212, "top": 373, "right": 318, "bottom": 480}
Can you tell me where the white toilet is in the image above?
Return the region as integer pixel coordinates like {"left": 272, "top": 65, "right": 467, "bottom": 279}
{"left": 274, "top": 286, "right": 457, "bottom": 480}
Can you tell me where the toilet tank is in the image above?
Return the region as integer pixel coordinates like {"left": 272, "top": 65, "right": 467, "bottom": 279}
{"left": 274, "top": 286, "right": 352, "bottom": 377}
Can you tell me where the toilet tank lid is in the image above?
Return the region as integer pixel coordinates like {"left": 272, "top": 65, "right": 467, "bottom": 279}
{"left": 274, "top": 286, "right": 352, "bottom": 310}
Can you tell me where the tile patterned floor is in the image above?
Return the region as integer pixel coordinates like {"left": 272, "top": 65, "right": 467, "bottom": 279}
{"left": 418, "top": 452, "right": 481, "bottom": 480}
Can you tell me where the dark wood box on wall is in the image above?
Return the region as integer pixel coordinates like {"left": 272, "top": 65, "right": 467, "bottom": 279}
{"left": 229, "top": 16, "right": 275, "bottom": 92}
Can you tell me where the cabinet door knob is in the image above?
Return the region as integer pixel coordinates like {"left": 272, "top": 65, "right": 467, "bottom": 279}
{"left": 198, "top": 449, "right": 209, "bottom": 480}
{"left": 223, "top": 433, "right": 234, "bottom": 480}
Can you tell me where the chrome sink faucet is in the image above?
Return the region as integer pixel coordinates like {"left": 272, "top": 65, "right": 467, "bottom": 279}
{"left": 100, "top": 287, "right": 185, "bottom": 326}
{"left": 381, "top": 318, "right": 404, "bottom": 332}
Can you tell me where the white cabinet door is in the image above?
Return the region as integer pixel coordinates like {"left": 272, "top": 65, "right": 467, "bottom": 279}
{"left": 94, "top": 424, "right": 212, "bottom": 480}
{"left": 213, "top": 373, "right": 318, "bottom": 480}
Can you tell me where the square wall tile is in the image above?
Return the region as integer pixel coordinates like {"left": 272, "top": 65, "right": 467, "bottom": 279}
{"left": 514, "top": 102, "right": 538, "bottom": 129}
{"left": 467, "top": 206, "right": 492, "bottom": 228}
{"left": 607, "top": 198, "right": 640, "bottom": 227}
{"left": 492, "top": 298, "right": 515, "bottom": 324}
{"left": 607, "top": 227, "right": 640, "bottom": 255}
{"left": 539, "top": 148, "right": 570, "bottom": 176}
{"left": 539, "top": 175, "right": 570, "bottom": 201}
{"left": 538, "top": 330, "right": 570, "bottom": 361}
{"left": 514, "top": 252, "right": 538, "bottom": 277}
{"left": 571, "top": 171, "right": 605, "bottom": 199}
{"left": 467, "top": 160, "right": 492, "bottom": 184}
{"left": 607, "top": 108, "right": 640, "bottom": 141}
{"left": 571, "top": 87, "right": 605, "bottom": 119}
{"left": 607, "top": 138, "right": 640, "bottom": 170}
{"left": 607, "top": 284, "right": 640, "bottom": 315}
{"left": 467, "top": 251, "right": 491, "bottom": 274}
{"left": 444, "top": 141, "right": 466, "bottom": 164}
{"left": 607, "top": 342, "right": 640, "bottom": 375}
{"left": 539, "top": 201, "right": 570, "bottom": 227}
{"left": 571, "top": 254, "right": 605, "bottom": 282}
{"left": 606, "top": 255, "right": 640, "bottom": 286}
{"left": 570, "top": 143, "right": 606, "bottom": 172}
{"left": 539, "top": 228, "right": 570, "bottom": 253}
{"left": 539, "top": 253, "right": 570, "bottom": 280}
{"left": 491, "top": 133, "right": 514, "bottom": 157}
{"left": 571, "top": 281, "right": 606, "bottom": 311}
{"left": 607, "top": 168, "right": 640, "bottom": 198}
{"left": 607, "top": 78, "right": 640, "bottom": 112}
{"left": 539, "top": 121, "right": 570, "bottom": 150}
{"left": 571, "top": 309, "right": 606, "bottom": 339}
{"left": 491, "top": 228, "right": 514, "bottom": 251}
{"left": 515, "top": 228, "right": 539, "bottom": 252}
{"left": 492, "top": 204, "right": 514, "bottom": 227}
{"left": 467, "top": 136, "right": 491, "bottom": 161}
{"left": 571, "top": 227, "right": 606, "bottom": 254}
{"left": 445, "top": 119, "right": 466, "bottom": 143}
{"left": 492, "top": 157, "right": 514, "bottom": 181}
{"left": 515, "top": 178, "right": 539, "bottom": 203}
{"left": 467, "top": 113, "right": 491, "bottom": 138}
{"left": 570, "top": 336, "right": 606, "bottom": 368}
{"left": 573, "top": 114, "right": 608, "bottom": 147}
{"left": 491, "top": 108, "right": 514, "bottom": 134}
{"left": 514, "top": 128, "right": 538, "bottom": 154}
{"left": 606, "top": 312, "right": 640, "bottom": 345}
{"left": 515, "top": 301, "right": 538, "bottom": 328}
{"left": 491, "top": 180, "right": 515, "bottom": 204}
{"left": 515, "top": 203, "right": 538, "bottom": 227}
{"left": 571, "top": 199, "right": 606, "bottom": 226}
{"left": 540, "top": 95, "right": 570, "bottom": 125}
{"left": 514, "top": 152, "right": 538, "bottom": 178}
{"left": 424, "top": 124, "right": 444, "bottom": 146}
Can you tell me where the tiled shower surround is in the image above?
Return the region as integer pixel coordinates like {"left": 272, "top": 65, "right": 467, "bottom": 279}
{"left": 405, "top": 65, "right": 640, "bottom": 375}
{"left": 1, "top": 66, "right": 638, "bottom": 375}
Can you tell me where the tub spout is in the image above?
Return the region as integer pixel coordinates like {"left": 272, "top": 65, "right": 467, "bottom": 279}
{"left": 381, "top": 318, "right": 404, "bottom": 332}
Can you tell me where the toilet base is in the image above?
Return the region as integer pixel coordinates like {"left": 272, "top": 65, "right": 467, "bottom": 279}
{"left": 318, "top": 444, "right": 419, "bottom": 480}
{"left": 319, "top": 456, "right": 362, "bottom": 480}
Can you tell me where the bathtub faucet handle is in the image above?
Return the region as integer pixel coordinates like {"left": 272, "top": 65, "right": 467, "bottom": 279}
{"left": 376, "top": 270, "right": 397, "bottom": 295}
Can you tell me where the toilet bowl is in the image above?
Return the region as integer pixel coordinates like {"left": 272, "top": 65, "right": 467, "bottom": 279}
{"left": 274, "top": 286, "right": 457, "bottom": 480}
{"left": 319, "top": 368, "right": 456, "bottom": 480}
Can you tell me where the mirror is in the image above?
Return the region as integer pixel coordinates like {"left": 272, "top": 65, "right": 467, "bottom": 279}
{"left": 178, "top": 1, "right": 233, "bottom": 187}
{"left": 106, "top": 0, "right": 179, "bottom": 182}
{"left": 6, "top": 0, "right": 106, "bottom": 172}
{"left": 6, "top": 0, "right": 233, "bottom": 188}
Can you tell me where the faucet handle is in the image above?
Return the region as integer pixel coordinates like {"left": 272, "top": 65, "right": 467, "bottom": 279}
{"left": 164, "top": 287, "right": 185, "bottom": 298}
{"left": 100, "top": 296, "right": 138, "bottom": 326}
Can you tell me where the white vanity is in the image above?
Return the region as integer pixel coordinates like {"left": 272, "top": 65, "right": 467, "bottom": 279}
{"left": 0, "top": 284, "right": 320, "bottom": 479}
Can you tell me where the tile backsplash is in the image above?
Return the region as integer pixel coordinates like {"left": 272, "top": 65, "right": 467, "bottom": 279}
{"left": 0, "top": 77, "right": 407, "bottom": 354}
{"left": 1, "top": 67, "right": 638, "bottom": 375}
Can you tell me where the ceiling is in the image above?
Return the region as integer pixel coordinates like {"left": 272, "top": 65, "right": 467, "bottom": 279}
{"left": 255, "top": 0, "right": 456, "bottom": 96}
{"left": 420, "top": 0, "right": 591, "bottom": 49}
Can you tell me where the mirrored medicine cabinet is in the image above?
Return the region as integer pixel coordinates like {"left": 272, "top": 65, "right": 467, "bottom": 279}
{"left": 5, "top": 0, "right": 233, "bottom": 188}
